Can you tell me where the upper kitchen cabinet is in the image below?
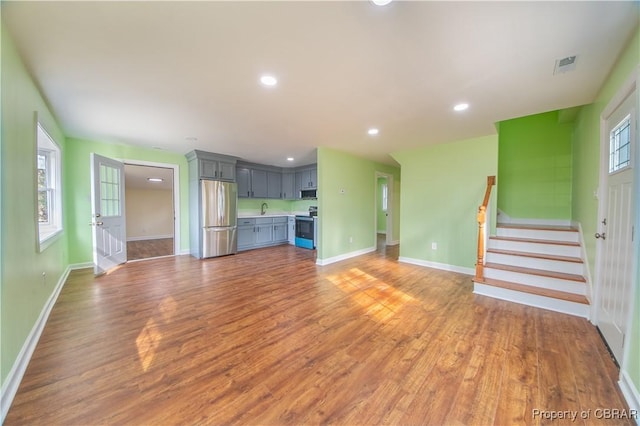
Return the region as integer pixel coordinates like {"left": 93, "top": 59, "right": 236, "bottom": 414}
{"left": 281, "top": 172, "right": 296, "bottom": 200}
{"left": 267, "top": 172, "right": 282, "bottom": 199}
{"left": 186, "top": 150, "right": 237, "bottom": 181}
{"left": 295, "top": 166, "right": 317, "bottom": 198}
{"left": 236, "top": 163, "right": 272, "bottom": 198}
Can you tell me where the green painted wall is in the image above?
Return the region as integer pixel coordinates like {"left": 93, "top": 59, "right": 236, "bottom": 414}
{"left": 316, "top": 148, "right": 400, "bottom": 261}
{"left": 377, "top": 177, "right": 387, "bottom": 233}
{"left": 392, "top": 135, "right": 498, "bottom": 270}
{"left": 572, "top": 27, "right": 640, "bottom": 394}
{"left": 1, "top": 26, "right": 69, "bottom": 385}
{"left": 65, "top": 138, "right": 190, "bottom": 264}
{"left": 497, "top": 111, "right": 573, "bottom": 221}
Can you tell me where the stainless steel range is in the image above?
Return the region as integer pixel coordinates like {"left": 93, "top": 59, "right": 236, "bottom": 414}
{"left": 295, "top": 206, "right": 317, "bottom": 249}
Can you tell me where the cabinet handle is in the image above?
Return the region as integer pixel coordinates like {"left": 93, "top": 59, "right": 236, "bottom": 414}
{"left": 247, "top": 191, "right": 250, "bottom": 197}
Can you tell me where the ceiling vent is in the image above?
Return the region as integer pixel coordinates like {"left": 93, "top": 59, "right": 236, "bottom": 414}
{"left": 554, "top": 55, "right": 578, "bottom": 75}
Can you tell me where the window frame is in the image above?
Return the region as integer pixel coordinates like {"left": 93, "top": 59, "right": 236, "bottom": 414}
{"left": 608, "top": 113, "right": 632, "bottom": 174}
{"left": 36, "top": 121, "right": 63, "bottom": 251}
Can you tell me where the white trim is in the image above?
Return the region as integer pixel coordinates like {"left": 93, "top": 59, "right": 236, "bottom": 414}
{"left": 376, "top": 230, "right": 387, "bottom": 235}
{"left": 496, "top": 209, "right": 571, "bottom": 227}
{"left": 121, "top": 159, "right": 181, "bottom": 259}
{"left": 126, "top": 234, "right": 173, "bottom": 242}
{"left": 0, "top": 263, "right": 83, "bottom": 423}
{"left": 619, "top": 370, "right": 640, "bottom": 422}
{"left": 179, "top": 248, "right": 191, "bottom": 256}
{"left": 473, "top": 282, "right": 590, "bottom": 318}
{"left": 316, "top": 246, "right": 376, "bottom": 266}
{"left": 387, "top": 240, "right": 400, "bottom": 246}
{"left": 572, "top": 221, "right": 594, "bottom": 306}
{"left": 398, "top": 256, "right": 474, "bottom": 275}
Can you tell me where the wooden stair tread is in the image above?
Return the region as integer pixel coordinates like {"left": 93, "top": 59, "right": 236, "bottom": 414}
{"left": 490, "top": 236, "right": 580, "bottom": 247}
{"left": 484, "top": 262, "right": 586, "bottom": 282}
{"left": 497, "top": 223, "right": 579, "bottom": 232}
{"left": 487, "top": 248, "right": 583, "bottom": 264}
{"left": 475, "top": 277, "right": 590, "bottom": 305}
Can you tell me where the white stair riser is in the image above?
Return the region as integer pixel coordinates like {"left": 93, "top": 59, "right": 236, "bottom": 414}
{"left": 496, "top": 227, "right": 579, "bottom": 243}
{"left": 489, "top": 239, "right": 581, "bottom": 258}
{"left": 484, "top": 268, "right": 586, "bottom": 295}
{"left": 486, "top": 252, "right": 583, "bottom": 276}
{"left": 473, "top": 282, "right": 589, "bottom": 318}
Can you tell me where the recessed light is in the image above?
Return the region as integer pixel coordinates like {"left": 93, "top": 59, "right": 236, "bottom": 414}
{"left": 147, "top": 178, "right": 164, "bottom": 183}
{"left": 287, "top": 157, "right": 294, "bottom": 162}
{"left": 368, "top": 128, "right": 379, "bottom": 135}
{"left": 371, "top": 0, "right": 392, "bottom": 6}
{"left": 260, "top": 75, "right": 278, "bottom": 86}
{"left": 453, "top": 103, "right": 469, "bottom": 112}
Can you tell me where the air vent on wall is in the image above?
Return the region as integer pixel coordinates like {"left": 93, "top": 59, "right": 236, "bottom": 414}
{"left": 554, "top": 55, "right": 578, "bottom": 75}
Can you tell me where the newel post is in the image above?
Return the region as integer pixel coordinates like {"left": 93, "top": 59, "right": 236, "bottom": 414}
{"left": 475, "top": 205, "right": 486, "bottom": 281}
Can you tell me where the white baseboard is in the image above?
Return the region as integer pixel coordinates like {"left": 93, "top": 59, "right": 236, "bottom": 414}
{"left": 619, "top": 369, "right": 640, "bottom": 423}
{"left": 126, "top": 234, "right": 173, "bottom": 242}
{"left": 377, "top": 230, "right": 387, "bottom": 235}
{"left": 179, "top": 249, "right": 191, "bottom": 256}
{"left": 316, "top": 246, "right": 376, "bottom": 266}
{"left": 497, "top": 209, "right": 572, "bottom": 227}
{"left": 0, "top": 263, "right": 79, "bottom": 423}
{"left": 398, "top": 257, "right": 474, "bottom": 276}
{"left": 387, "top": 240, "right": 400, "bottom": 246}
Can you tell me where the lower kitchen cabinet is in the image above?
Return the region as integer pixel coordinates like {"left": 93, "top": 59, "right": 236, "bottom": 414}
{"left": 237, "top": 216, "right": 290, "bottom": 251}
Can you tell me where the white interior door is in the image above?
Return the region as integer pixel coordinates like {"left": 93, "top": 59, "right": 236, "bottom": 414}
{"left": 90, "top": 153, "right": 127, "bottom": 275}
{"left": 596, "top": 88, "right": 636, "bottom": 363}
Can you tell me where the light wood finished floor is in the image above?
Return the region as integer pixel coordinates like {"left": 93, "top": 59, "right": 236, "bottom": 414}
{"left": 5, "top": 243, "right": 632, "bottom": 425}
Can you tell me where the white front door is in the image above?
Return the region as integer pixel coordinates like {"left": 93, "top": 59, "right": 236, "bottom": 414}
{"left": 596, "top": 86, "right": 636, "bottom": 364}
{"left": 90, "top": 153, "right": 127, "bottom": 275}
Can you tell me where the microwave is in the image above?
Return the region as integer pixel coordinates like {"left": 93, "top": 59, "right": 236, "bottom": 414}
{"left": 300, "top": 188, "right": 317, "bottom": 199}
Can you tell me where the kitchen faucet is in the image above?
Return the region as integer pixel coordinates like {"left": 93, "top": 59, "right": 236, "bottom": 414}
{"left": 261, "top": 202, "right": 268, "bottom": 215}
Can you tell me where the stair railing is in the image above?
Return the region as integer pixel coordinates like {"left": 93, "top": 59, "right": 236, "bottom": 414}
{"left": 475, "top": 176, "right": 496, "bottom": 281}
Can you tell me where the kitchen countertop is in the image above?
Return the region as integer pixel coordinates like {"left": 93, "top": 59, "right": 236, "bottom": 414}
{"left": 237, "top": 213, "right": 295, "bottom": 219}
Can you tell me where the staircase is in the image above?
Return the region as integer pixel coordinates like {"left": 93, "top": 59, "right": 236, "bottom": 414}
{"left": 473, "top": 223, "right": 590, "bottom": 318}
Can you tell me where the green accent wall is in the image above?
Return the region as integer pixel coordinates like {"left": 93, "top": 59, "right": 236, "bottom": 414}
{"left": 1, "top": 26, "right": 69, "bottom": 385}
{"left": 392, "top": 135, "right": 498, "bottom": 270}
{"left": 316, "top": 148, "right": 400, "bottom": 261}
{"left": 498, "top": 111, "right": 573, "bottom": 220}
{"left": 65, "top": 138, "right": 190, "bottom": 264}
{"left": 237, "top": 198, "right": 317, "bottom": 215}
{"left": 572, "top": 27, "right": 639, "bottom": 394}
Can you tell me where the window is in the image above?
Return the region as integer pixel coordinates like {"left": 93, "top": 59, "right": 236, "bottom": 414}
{"left": 37, "top": 123, "right": 62, "bottom": 250}
{"left": 609, "top": 114, "right": 631, "bottom": 173}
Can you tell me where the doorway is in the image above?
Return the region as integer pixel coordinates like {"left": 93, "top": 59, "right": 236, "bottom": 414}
{"left": 375, "top": 172, "right": 395, "bottom": 249}
{"left": 594, "top": 72, "right": 637, "bottom": 365}
{"left": 124, "top": 163, "right": 176, "bottom": 260}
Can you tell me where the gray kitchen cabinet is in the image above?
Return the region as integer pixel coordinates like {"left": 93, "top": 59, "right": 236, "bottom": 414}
{"left": 282, "top": 172, "right": 295, "bottom": 200}
{"left": 198, "top": 158, "right": 236, "bottom": 181}
{"left": 251, "top": 169, "right": 268, "bottom": 198}
{"left": 237, "top": 167, "right": 251, "bottom": 198}
{"left": 287, "top": 216, "right": 295, "bottom": 245}
{"left": 237, "top": 216, "right": 289, "bottom": 251}
{"left": 237, "top": 220, "right": 256, "bottom": 250}
{"left": 295, "top": 166, "right": 317, "bottom": 198}
{"left": 267, "top": 171, "right": 282, "bottom": 199}
{"left": 273, "top": 217, "right": 288, "bottom": 243}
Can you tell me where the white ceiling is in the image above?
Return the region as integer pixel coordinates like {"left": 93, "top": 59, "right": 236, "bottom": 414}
{"left": 3, "top": 1, "right": 639, "bottom": 167}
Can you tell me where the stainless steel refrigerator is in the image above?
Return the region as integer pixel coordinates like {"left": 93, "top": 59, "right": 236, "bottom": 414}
{"left": 201, "top": 180, "right": 238, "bottom": 257}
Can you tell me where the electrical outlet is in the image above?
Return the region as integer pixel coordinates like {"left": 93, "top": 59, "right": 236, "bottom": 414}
{"left": 432, "top": 242, "right": 437, "bottom": 250}
{"left": 42, "top": 271, "right": 46, "bottom": 285}
{"left": 349, "top": 236, "right": 353, "bottom": 243}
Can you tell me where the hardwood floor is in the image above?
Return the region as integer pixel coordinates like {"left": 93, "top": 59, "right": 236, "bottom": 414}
{"left": 5, "top": 244, "right": 632, "bottom": 425}
{"left": 127, "top": 238, "right": 174, "bottom": 260}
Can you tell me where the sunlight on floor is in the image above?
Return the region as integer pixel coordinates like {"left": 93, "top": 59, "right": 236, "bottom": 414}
{"left": 135, "top": 296, "right": 177, "bottom": 371}
{"left": 327, "top": 268, "right": 416, "bottom": 322}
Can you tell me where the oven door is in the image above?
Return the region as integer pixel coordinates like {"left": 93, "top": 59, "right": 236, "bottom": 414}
{"left": 295, "top": 217, "right": 314, "bottom": 249}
